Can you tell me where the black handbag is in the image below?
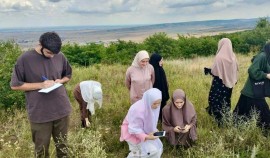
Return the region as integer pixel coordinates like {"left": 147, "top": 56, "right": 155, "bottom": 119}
{"left": 252, "top": 78, "right": 270, "bottom": 98}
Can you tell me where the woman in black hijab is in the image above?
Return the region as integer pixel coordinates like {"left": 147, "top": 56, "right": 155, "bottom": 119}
{"left": 149, "top": 53, "right": 170, "bottom": 121}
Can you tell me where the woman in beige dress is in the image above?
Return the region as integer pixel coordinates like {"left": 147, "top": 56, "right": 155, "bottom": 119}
{"left": 125, "top": 50, "right": 155, "bottom": 104}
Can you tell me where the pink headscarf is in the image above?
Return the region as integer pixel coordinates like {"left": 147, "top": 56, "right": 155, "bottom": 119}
{"left": 127, "top": 88, "right": 162, "bottom": 134}
{"left": 131, "top": 50, "right": 149, "bottom": 68}
{"left": 211, "top": 38, "right": 238, "bottom": 88}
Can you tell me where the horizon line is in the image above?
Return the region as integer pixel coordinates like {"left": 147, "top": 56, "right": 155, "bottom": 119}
{"left": 0, "top": 17, "right": 265, "bottom": 31}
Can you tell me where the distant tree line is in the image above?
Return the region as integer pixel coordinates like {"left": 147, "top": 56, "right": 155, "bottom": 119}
{"left": 0, "top": 18, "right": 270, "bottom": 109}
{"left": 62, "top": 17, "right": 270, "bottom": 66}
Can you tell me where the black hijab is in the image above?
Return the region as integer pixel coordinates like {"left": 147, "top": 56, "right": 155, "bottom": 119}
{"left": 149, "top": 53, "right": 169, "bottom": 102}
{"left": 264, "top": 42, "right": 270, "bottom": 64}
{"left": 252, "top": 42, "right": 270, "bottom": 64}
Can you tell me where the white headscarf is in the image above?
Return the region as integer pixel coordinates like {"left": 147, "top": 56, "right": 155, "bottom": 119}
{"left": 80, "top": 81, "right": 103, "bottom": 115}
{"left": 126, "top": 88, "right": 163, "bottom": 151}
{"left": 131, "top": 50, "right": 150, "bottom": 67}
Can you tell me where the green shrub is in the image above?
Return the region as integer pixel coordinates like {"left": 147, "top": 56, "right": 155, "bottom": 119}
{"left": 177, "top": 35, "right": 217, "bottom": 57}
{"left": 0, "top": 41, "right": 24, "bottom": 109}
{"left": 256, "top": 17, "right": 270, "bottom": 29}
{"left": 144, "top": 32, "right": 179, "bottom": 59}
{"left": 62, "top": 42, "right": 105, "bottom": 66}
{"left": 103, "top": 40, "right": 145, "bottom": 65}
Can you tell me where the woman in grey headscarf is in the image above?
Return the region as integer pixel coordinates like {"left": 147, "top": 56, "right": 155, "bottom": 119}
{"left": 162, "top": 89, "right": 197, "bottom": 147}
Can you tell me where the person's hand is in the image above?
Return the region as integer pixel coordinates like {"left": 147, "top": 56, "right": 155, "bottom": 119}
{"left": 55, "top": 79, "right": 63, "bottom": 84}
{"left": 85, "top": 118, "right": 91, "bottom": 127}
{"left": 42, "top": 80, "right": 55, "bottom": 88}
{"left": 180, "top": 128, "right": 189, "bottom": 133}
{"left": 180, "top": 125, "right": 191, "bottom": 133}
{"left": 146, "top": 132, "right": 158, "bottom": 140}
{"left": 204, "top": 67, "right": 211, "bottom": 75}
{"left": 184, "top": 124, "right": 192, "bottom": 131}
{"left": 266, "top": 73, "right": 270, "bottom": 80}
{"left": 174, "top": 126, "right": 182, "bottom": 133}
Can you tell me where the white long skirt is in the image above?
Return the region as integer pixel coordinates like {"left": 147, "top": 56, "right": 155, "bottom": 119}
{"left": 127, "top": 139, "right": 163, "bottom": 158}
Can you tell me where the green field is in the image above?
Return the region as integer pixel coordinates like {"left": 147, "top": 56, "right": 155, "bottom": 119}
{"left": 1, "top": 53, "right": 270, "bottom": 158}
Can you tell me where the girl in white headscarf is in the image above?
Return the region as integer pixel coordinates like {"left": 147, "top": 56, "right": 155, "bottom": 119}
{"left": 125, "top": 50, "right": 155, "bottom": 104}
{"left": 204, "top": 38, "right": 238, "bottom": 126}
{"left": 73, "top": 80, "right": 102, "bottom": 128}
{"left": 120, "top": 88, "right": 163, "bottom": 158}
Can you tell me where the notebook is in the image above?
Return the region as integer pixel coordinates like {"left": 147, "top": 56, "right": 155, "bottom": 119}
{"left": 38, "top": 83, "right": 63, "bottom": 93}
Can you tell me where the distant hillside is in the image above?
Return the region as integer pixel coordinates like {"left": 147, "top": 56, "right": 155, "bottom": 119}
{"left": 102, "top": 18, "right": 259, "bottom": 34}
{"left": 0, "top": 18, "right": 266, "bottom": 48}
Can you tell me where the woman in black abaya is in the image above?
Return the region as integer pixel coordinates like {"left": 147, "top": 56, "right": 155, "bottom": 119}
{"left": 149, "top": 53, "right": 170, "bottom": 121}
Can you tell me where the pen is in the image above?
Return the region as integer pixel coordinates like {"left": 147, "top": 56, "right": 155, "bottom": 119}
{"left": 42, "top": 76, "right": 48, "bottom": 81}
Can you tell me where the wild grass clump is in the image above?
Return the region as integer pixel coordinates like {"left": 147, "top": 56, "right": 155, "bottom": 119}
{"left": 0, "top": 109, "right": 34, "bottom": 158}
{"left": 161, "top": 109, "right": 269, "bottom": 158}
{"left": 67, "top": 129, "right": 107, "bottom": 158}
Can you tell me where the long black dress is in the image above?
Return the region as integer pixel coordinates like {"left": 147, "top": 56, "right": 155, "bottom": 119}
{"left": 233, "top": 52, "right": 270, "bottom": 129}
{"left": 149, "top": 53, "right": 169, "bottom": 121}
{"left": 233, "top": 94, "right": 270, "bottom": 128}
{"left": 205, "top": 68, "right": 232, "bottom": 125}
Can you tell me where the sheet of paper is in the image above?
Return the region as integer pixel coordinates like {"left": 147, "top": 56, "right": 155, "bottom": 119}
{"left": 38, "top": 83, "right": 63, "bottom": 93}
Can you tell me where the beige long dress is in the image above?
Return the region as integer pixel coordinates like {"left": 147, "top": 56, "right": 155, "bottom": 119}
{"left": 125, "top": 50, "right": 155, "bottom": 104}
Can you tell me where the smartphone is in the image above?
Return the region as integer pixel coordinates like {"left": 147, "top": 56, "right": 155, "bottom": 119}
{"left": 153, "top": 131, "right": 166, "bottom": 137}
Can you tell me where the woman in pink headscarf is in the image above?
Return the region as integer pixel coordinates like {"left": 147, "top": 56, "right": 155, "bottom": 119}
{"left": 125, "top": 50, "right": 155, "bottom": 104}
{"left": 120, "top": 88, "right": 163, "bottom": 158}
{"left": 162, "top": 89, "right": 197, "bottom": 147}
{"left": 204, "top": 38, "right": 238, "bottom": 126}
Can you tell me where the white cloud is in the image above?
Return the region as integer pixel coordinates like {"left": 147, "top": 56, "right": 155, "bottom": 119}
{"left": 0, "top": 0, "right": 33, "bottom": 12}
{"left": 0, "top": 0, "right": 270, "bottom": 28}
{"left": 66, "top": 0, "right": 139, "bottom": 14}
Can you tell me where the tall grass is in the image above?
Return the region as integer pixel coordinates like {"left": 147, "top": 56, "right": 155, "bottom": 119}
{"left": 1, "top": 53, "right": 270, "bottom": 157}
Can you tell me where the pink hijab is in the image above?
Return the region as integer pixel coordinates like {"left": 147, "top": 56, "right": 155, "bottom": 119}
{"left": 162, "top": 89, "right": 197, "bottom": 142}
{"left": 127, "top": 88, "right": 162, "bottom": 134}
{"left": 211, "top": 38, "right": 238, "bottom": 88}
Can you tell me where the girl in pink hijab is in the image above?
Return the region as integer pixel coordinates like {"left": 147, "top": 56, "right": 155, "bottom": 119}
{"left": 125, "top": 50, "right": 155, "bottom": 104}
{"left": 120, "top": 88, "right": 163, "bottom": 158}
{"left": 162, "top": 89, "right": 197, "bottom": 147}
{"left": 204, "top": 38, "right": 238, "bottom": 126}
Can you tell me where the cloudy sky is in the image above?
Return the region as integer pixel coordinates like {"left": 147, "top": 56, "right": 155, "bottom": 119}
{"left": 0, "top": 0, "right": 269, "bottom": 29}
